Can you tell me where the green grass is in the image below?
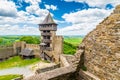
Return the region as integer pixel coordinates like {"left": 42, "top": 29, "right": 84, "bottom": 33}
{"left": 0, "top": 74, "right": 22, "bottom": 80}
{"left": 64, "top": 37, "right": 83, "bottom": 46}
{"left": 64, "top": 37, "right": 83, "bottom": 55}
{"left": 0, "top": 56, "right": 41, "bottom": 70}
{"left": 63, "top": 42, "right": 77, "bottom": 55}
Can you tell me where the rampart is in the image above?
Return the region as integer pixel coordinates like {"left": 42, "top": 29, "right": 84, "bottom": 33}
{"left": 0, "top": 46, "right": 16, "bottom": 60}
{"left": 13, "top": 42, "right": 40, "bottom": 57}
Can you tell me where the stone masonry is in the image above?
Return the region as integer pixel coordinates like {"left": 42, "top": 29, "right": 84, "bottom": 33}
{"left": 78, "top": 4, "right": 120, "bottom": 80}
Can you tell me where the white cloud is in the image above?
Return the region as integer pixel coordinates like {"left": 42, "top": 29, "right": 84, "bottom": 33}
{"left": 45, "top": 4, "right": 57, "bottom": 10}
{"left": 26, "top": 4, "right": 49, "bottom": 17}
{"left": 64, "top": 0, "right": 120, "bottom": 8}
{"left": 62, "top": 8, "right": 112, "bottom": 24}
{"left": 0, "top": 24, "right": 39, "bottom": 35}
{"left": 24, "top": 0, "right": 41, "bottom": 5}
{"left": 0, "top": 0, "right": 17, "bottom": 17}
{"left": 0, "top": 0, "right": 49, "bottom": 35}
{"left": 59, "top": 8, "right": 113, "bottom": 35}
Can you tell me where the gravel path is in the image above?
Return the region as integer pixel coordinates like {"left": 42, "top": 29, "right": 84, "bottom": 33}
{"left": 0, "top": 66, "right": 34, "bottom": 77}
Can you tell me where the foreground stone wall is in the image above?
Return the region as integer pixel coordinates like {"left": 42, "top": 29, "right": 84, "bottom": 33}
{"left": 24, "top": 55, "right": 76, "bottom": 80}
{"left": 79, "top": 5, "right": 120, "bottom": 80}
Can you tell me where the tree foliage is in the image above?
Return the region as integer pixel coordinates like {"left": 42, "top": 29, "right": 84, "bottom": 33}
{"left": 63, "top": 41, "right": 77, "bottom": 55}
{"left": 0, "top": 38, "right": 3, "bottom": 43}
{"left": 20, "top": 36, "right": 40, "bottom": 44}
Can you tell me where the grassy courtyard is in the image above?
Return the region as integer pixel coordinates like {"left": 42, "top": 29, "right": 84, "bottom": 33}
{"left": 0, "top": 56, "right": 41, "bottom": 70}
{"left": 0, "top": 74, "right": 22, "bottom": 80}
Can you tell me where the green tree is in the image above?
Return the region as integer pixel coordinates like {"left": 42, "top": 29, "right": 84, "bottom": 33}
{"left": 20, "top": 36, "right": 40, "bottom": 44}
{"left": 0, "top": 38, "right": 3, "bottom": 43}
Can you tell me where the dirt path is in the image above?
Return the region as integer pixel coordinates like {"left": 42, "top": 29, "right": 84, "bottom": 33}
{"left": 0, "top": 66, "right": 34, "bottom": 77}
{"left": 0, "top": 62, "right": 55, "bottom": 77}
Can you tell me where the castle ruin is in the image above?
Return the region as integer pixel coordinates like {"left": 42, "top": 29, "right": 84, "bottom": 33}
{"left": 25, "top": 4, "right": 120, "bottom": 80}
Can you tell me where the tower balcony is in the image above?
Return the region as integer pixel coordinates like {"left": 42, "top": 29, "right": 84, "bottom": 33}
{"left": 45, "top": 47, "right": 52, "bottom": 51}
{"left": 42, "top": 39, "right": 51, "bottom": 43}
{"left": 41, "top": 33, "right": 51, "bottom": 36}
{"left": 39, "top": 26, "right": 57, "bottom": 31}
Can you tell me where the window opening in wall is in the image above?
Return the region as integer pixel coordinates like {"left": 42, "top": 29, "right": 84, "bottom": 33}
{"left": 46, "top": 43, "right": 50, "bottom": 47}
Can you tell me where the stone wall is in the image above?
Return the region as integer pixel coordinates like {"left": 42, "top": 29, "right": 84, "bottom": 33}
{"left": 53, "top": 36, "right": 63, "bottom": 63}
{"left": 24, "top": 54, "right": 77, "bottom": 80}
{"left": 36, "top": 64, "right": 60, "bottom": 73}
{"left": 0, "top": 47, "right": 15, "bottom": 60}
{"left": 78, "top": 5, "right": 120, "bottom": 80}
{"left": 26, "top": 44, "right": 40, "bottom": 57}
{"left": 13, "top": 42, "right": 40, "bottom": 57}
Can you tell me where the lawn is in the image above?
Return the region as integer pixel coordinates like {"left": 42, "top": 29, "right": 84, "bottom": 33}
{"left": 0, "top": 74, "right": 22, "bottom": 80}
{"left": 0, "top": 56, "right": 41, "bottom": 70}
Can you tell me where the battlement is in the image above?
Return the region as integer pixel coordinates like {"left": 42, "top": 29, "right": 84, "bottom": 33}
{"left": 55, "top": 36, "right": 63, "bottom": 40}
{"left": 26, "top": 44, "right": 39, "bottom": 50}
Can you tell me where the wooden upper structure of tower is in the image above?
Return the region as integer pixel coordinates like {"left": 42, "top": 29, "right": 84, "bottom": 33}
{"left": 39, "top": 13, "right": 57, "bottom": 31}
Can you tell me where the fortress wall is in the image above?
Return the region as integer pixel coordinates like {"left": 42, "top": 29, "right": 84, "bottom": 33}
{"left": 26, "top": 44, "right": 40, "bottom": 56}
{"left": 78, "top": 6, "right": 120, "bottom": 80}
{"left": 25, "top": 66, "right": 76, "bottom": 80}
{"left": 0, "top": 47, "right": 15, "bottom": 60}
{"left": 26, "top": 44, "right": 39, "bottom": 50}
{"left": 13, "top": 41, "right": 26, "bottom": 54}
{"left": 24, "top": 54, "right": 76, "bottom": 80}
{"left": 53, "top": 36, "right": 63, "bottom": 63}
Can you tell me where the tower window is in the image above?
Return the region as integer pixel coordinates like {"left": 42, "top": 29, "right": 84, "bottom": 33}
{"left": 46, "top": 43, "right": 50, "bottom": 47}
{"left": 47, "top": 36, "right": 50, "bottom": 39}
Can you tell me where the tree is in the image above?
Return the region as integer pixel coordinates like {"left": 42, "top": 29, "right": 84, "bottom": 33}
{"left": 20, "top": 36, "right": 40, "bottom": 44}
{"left": 0, "top": 38, "right": 3, "bottom": 43}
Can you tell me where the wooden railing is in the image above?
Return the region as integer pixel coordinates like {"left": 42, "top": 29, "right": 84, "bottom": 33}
{"left": 42, "top": 39, "right": 51, "bottom": 43}
{"left": 41, "top": 33, "right": 51, "bottom": 36}
{"left": 39, "top": 26, "right": 57, "bottom": 31}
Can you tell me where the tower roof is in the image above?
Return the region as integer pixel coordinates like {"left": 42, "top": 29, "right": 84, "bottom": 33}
{"left": 40, "top": 13, "right": 57, "bottom": 25}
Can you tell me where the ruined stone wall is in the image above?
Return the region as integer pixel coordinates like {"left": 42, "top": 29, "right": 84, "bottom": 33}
{"left": 78, "top": 5, "right": 120, "bottom": 80}
{"left": 53, "top": 36, "right": 63, "bottom": 63}
{"left": 0, "top": 47, "right": 15, "bottom": 60}
{"left": 13, "top": 41, "right": 26, "bottom": 54}
{"left": 26, "top": 44, "right": 40, "bottom": 57}
{"left": 13, "top": 42, "right": 40, "bottom": 57}
{"left": 24, "top": 54, "right": 76, "bottom": 80}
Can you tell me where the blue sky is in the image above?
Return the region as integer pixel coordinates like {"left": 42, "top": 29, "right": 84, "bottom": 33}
{"left": 0, "top": 0, "right": 119, "bottom": 35}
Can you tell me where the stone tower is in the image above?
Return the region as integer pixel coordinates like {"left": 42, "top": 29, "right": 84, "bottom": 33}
{"left": 39, "top": 13, "right": 63, "bottom": 62}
